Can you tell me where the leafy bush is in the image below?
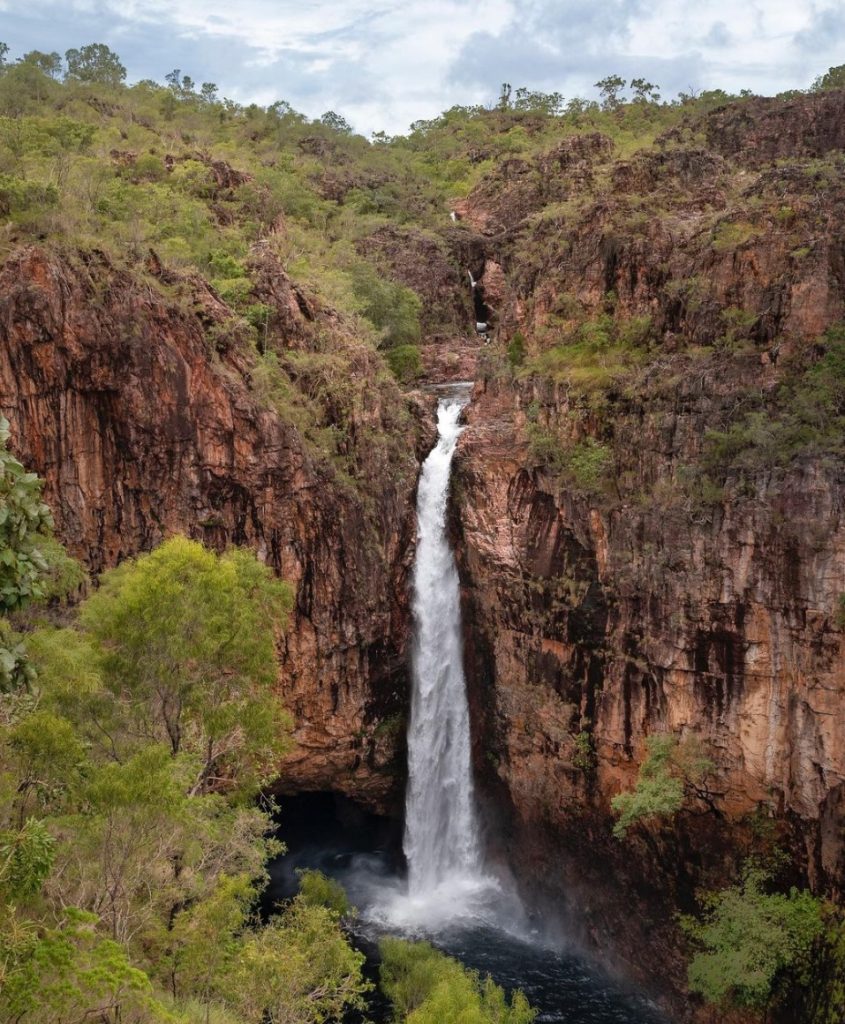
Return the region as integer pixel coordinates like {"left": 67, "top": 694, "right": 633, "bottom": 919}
{"left": 507, "top": 331, "right": 526, "bottom": 367}
{"left": 350, "top": 263, "right": 422, "bottom": 349}
{"left": 226, "top": 897, "right": 369, "bottom": 1023}
{"left": 296, "top": 869, "right": 351, "bottom": 916}
{"left": 527, "top": 425, "right": 612, "bottom": 497}
{"left": 712, "top": 220, "right": 760, "bottom": 253}
{"left": 525, "top": 313, "right": 650, "bottom": 394}
{"left": 566, "top": 438, "right": 613, "bottom": 492}
{"left": 0, "top": 174, "right": 57, "bottom": 217}
{"left": 386, "top": 343, "right": 422, "bottom": 382}
{"left": 612, "top": 735, "right": 684, "bottom": 837}
{"left": 572, "top": 729, "right": 595, "bottom": 772}
{"left": 0, "top": 416, "right": 53, "bottom": 612}
{"left": 612, "top": 733, "right": 714, "bottom": 837}
{"left": 380, "top": 937, "right": 535, "bottom": 1024}
{"left": 682, "top": 866, "right": 824, "bottom": 1009}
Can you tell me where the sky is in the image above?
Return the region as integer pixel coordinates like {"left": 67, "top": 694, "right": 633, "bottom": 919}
{"left": 0, "top": 0, "right": 843, "bottom": 135}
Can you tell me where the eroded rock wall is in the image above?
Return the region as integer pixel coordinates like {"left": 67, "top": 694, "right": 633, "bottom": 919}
{"left": 446, "top": 91, "right": 845, "bottom": 1011}
{"left": 0, "top": 245, "right": 420, "bottom": 810}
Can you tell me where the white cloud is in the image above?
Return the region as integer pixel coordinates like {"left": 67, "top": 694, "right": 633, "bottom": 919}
{"left": 3, "top": 0, "right": 845, "bottom": 133}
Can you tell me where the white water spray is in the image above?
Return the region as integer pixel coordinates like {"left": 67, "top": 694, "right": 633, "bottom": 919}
{"left": 360, "top": 387, "right": 528, "bottom": 934}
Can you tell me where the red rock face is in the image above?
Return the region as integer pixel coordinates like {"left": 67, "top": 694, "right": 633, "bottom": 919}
{"left": 445, "top": 90, "right": 845, "bottom": 1014}
{"left": 0, "top": 245, "right": 420, "bottom": 812}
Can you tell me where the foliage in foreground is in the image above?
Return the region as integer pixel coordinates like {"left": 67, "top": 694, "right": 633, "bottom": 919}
{"left": 0, "top": 436, "right": 373, "bottom": 1024}
{"left": 380, "top": 937, "right": 536, "bottom": 1024}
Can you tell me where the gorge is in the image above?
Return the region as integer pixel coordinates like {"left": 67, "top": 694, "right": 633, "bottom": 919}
{"left": 2, "top": 55, "right": 845, "bottom": 1023}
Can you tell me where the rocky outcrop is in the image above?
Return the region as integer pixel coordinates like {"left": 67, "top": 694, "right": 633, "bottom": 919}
{"left": 0, "top": 245, "right": 421, "bottom": 811}
{"left": 447, "top": 89, "right": 845, "bottom": 1015}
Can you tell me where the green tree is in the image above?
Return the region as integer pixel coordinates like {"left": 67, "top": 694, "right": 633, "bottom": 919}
{"left": 0, "top": 60, "right": 58, "bottom": 113}
{"left": 682, "top": 866, "right": 824, "bottom": 1010}
{"left": 350, "top": 263, "right": 422, "bottom": 351}
{"left": 812, "top": 65, "right": 845, "bottom": 91}
{"left": 630, "top": 77, "right": 660, "bottom": 103}
{"left": 512, "top": 87, "right": 564, "bottom": 116}
{"left": 20, "top": 50, "right": 62, "bottom": 79}
{"left": 80, "top": 537, "right": 293, "bottom": 794}
{"left": 612, "top": 733, "right": 715, "bottom": 837}
{"left": 164, "top": 872, "right": 257, "bottom": 1006}
{"left": 319, "top": 110, "right": 352, "bottom": 133}
{"left": 595, "top": 74, "right": 626, "bottom": 110}
{"left": 0, "top": 416, "right": 53, "bottom": 614}
{"left": 227, "top": 896, "right": 369, "bottom": 1024}
{"left": 52, "top": 744, "right": 276, "bottom": 947}
{"left": 0, "top": 906, "right": 157, "bottom": 1024}
{"left": 64, "top": 43, "right": 126, "bottom": 86}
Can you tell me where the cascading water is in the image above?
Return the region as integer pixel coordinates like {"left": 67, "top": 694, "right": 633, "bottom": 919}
{"left": 403, "top": 388, "right": 481, "bottom": 898}
{"left": 370, "top": 383, "right": 508, "bottom": 930}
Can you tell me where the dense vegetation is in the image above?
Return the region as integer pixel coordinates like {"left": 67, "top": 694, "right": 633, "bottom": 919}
{"left": 610, "top": 733, "right": 845, "bottom": 1019}
{"left": 380, "top": 938, "right": 535, "bottom": 1024}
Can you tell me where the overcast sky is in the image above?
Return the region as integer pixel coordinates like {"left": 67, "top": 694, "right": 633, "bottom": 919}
{"left": 1, "top": 0, "right": 843, "bottom": 135}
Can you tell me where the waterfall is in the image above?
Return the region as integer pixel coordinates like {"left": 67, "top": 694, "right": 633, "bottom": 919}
{"left": 365, "top": 385, "right": 525, "bottom": 933}
{"left": 403, "top": 388, "right": 481, "bottom": 898}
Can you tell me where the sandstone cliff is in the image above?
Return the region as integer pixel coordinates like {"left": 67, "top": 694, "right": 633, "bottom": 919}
{"left": 446, "top": 90, "right": 845, "bottom": 1008}
{"left": 0, "top": 244, "right": 422, "bottom": 810}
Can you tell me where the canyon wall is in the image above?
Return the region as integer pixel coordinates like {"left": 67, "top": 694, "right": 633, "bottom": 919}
{"left": 0, "top": 245, "right": 422, "bottom": 811}
{"left": 448, "top": 90, "right": 845, "bottom": 1004}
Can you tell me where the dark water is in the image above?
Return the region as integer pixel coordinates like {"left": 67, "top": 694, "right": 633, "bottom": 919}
{"left": 267, "top": 794, "right": 670, "bottom": 1024}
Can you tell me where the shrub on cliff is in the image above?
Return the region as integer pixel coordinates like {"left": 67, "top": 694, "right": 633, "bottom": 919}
{"left": 612, "top": 733, "right": 715, "bottom": 837}
{"left": 350, "top": 262, "right": 422, "bottom": 350}
{"left": 682, "top": 865, "right": 824, "bottom": 1010}
{"left": 702, "top": 323, "right": 845, "bottom": 478}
